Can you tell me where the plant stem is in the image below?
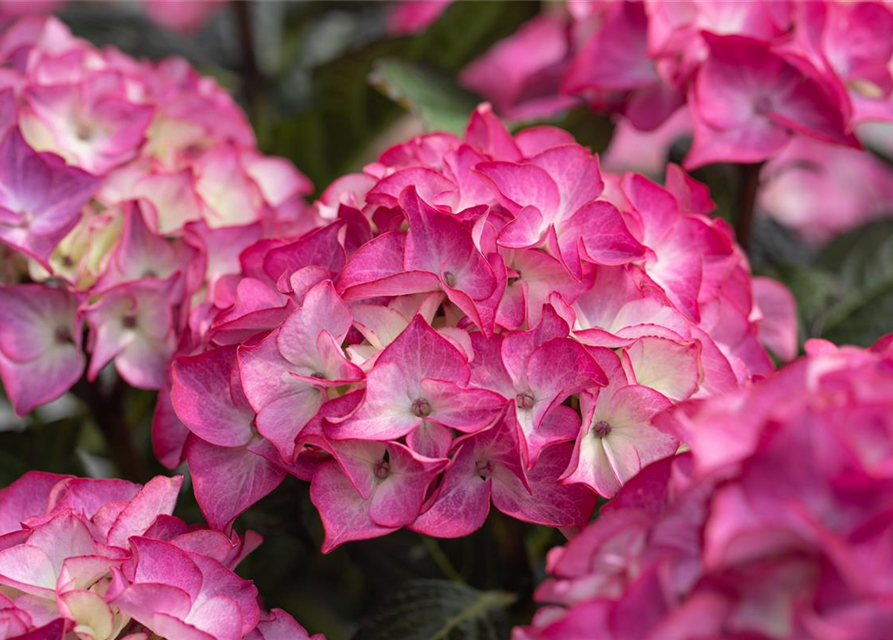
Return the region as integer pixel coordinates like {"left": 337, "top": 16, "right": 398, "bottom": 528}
{"left": 72, "top": 375, "right": 147, "bottom": 483}
{"left": 233, "top": 1, "right": 265, "bottom": 109}
{"left": 736, "top": 161, "right": 764, "bottom": 251}
{"left": 490, "top": 512, "right": 533, "bottom": 604}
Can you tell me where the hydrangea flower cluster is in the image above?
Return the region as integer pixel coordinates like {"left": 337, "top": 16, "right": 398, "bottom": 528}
{"left": 0, "top": 16, "right": 313, "bottom": 415}
{"left": 462, "top": 0, "right": 893, "bottom": 169}
{"left": 514, "top": 334, "right": 893, "bottom": 640}
{"left": 0, "top": 472, "right": 321, "bottom": 640}
{"left": 160, "top": 102, "right": 796, "bottom": 551}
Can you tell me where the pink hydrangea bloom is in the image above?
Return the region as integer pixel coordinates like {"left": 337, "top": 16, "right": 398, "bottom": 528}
{"left": 162, "top": 104, "right": 792, "bottom": 550}
{"left": 0, "top": 472, "right": 319, "bottom": 640}
{"left": 516, "top": 334, "right": 893, "bottom": 639}
{"left": 0, "top": 16, "right": 313, "bottom": 414}
{"left": 759, "top": 135, "right": 893, "bottom": 243}
{"left": 387, "top": 0, "right": 452, "bottom": 35}
{"left": 141, "top": 0, "right": 226, "bottom": 35}
{"left": 463, "top": 1, "right": 893, "bottom": 170}
{"left": 0, "top": 284, "right": 84, "bottom": 415}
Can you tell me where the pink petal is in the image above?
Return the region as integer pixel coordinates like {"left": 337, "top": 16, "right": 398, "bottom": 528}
{"left": 751, "top": 276, "right": 798, "bottom": 362}
{"left": 186, "top": 439, "right": 286, "bottom": 531}
{"left": 492, "top": 442, "right": 597, "bottom": 528}
{"left": 107, "top": 475, "right": 183, "bottom": 549}
{"left": 333, "top": 316, "right": 470, "bottom": 440}
{"left": 309, "top": 461, "right": 396, "bottom": 553}
{"left": 419, "top": 378, "right": 506, "bottom": 433}
{"left": 171, "top": 347, "right": 254, "bottom": 448}
{"left": 410, "top": 444, "right": 492, "bottom": 538}
{"left": 475, "top": 161, "right": 560, "bottom": 218}
{"left": 0, "top": 471, "right": 66, "bottom": 536}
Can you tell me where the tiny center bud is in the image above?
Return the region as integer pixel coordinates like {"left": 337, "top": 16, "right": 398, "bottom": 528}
{"left": 753, "top": 96, "right": 772, "bottom": 115}
{"left": 443, "top": 271, "right": 456, "bottom": 288}
{"left": 75, "top": 122, "right": 93, "bottom": 141}
{"left": 475, "top": 459, "right": 493, "bottom": 480}
{"left": 54, "top": 327, "right": 73, "bottom": 345}
{"left": 122, "top": 315, "right": 138, "bottom": 329}
{"left": 411, "top": 397, "right": 432, "bottom": 417}
{"left": 374, "top": 459, "right": 390, "bottom": 480}
{"left": 516, "top": 392, "right": 535, "bottom": 410}
{"left": 310, "top": 371, "right": 326, "bottom": 380}
{"left": 594, "top": 420, "right": 612, "bottom": 438}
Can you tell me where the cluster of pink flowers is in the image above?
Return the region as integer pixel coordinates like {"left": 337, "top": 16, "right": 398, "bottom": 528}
{"left": 159, "top": 100, "right": 797, "bottom": 551}
{"left": 515, "top": 334, "right": 893, "bottom": 640}
{"left": 0, "top": 16, "right": 313, "bottom": 416}
{"left": 462, "top": 0, "right": 893, "bottom": 170}
{"left": 0, "top": 472, "right": 321, "bottom": 640}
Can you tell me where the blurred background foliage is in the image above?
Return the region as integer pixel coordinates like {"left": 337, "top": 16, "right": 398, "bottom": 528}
{"left": 3, "top": 2, "right": 893, "bottom": 638}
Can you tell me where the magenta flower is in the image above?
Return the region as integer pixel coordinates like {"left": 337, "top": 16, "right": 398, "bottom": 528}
{"left": 310, "top": 440, "right": 448, "bottom": 552}
{"left": 0, "top": 285, "right": 84, "bottom": 415}
{"left": 518, "top": 335, "right": 893, "bottom": 639}
{"left": 561, "top": 349, "right": 676, "bottom": 498}
{"left": 0, "top": 472, "right": 320, "bottom": 640}
{"left": 411, "top": 405, "right": 597, "bottom": 538}
{"left": 469, "top": 306, "right": 606, "bottom": 467}
{"left": 21, "top": 75, "right": 154, "bottom": 175}
{"left": 0, "top": 127, "right": 98, "bottom": 266}
{"left": 156, "top": 104, "right": 789, "bottom": 547}
{"left": 387, "top": 0, "right": 451, "bottom": 35}
{"left": 108, "top": 537, "right": 259, "bottom": 640}
{"left": 329, "top": 315, "right": 504, "bottom": 456}
{"left": 686, "top": 34, "right": 859, "bottom": 168}
{"left": 477, "top": 144, "right": 645, "bottom": 279}
{"left": 461, "top": 15, "right": 575, "bottom": 120}
{"left": 83, "top": 275, "right": 181, "bottom": 390}
{"left": 238, "top": 281, "right": 363, "bottom": 461}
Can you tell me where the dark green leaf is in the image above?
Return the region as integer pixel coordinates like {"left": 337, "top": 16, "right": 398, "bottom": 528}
{"left": 266, "top": 0, "right": 539, "bottom": 190}
{"left": 749, "top": 217, "right": 816, "bottom": 272}
{"left": 352, "top": 579, "right": 516, "bottom": 640}
{"left": 812, "top": 219, "right": 893, "bottom": 345}
{"left": 370, "top": 59, "right": 481, "bottom": 135}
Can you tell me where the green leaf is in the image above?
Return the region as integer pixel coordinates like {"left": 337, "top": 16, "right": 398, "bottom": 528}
{"left": 352, "top": 579, "right": 517, "bottom": 640}
{"left": 813, "top": 219, "right": 893, "bottom": 345}
{"left": 370, "top": 59, "right": 481, "bottom": 135}
{"left": 265, "top": 1, "right": 539, "bottom": 190}
{"left": 762, "top": 264, "right": 840, "bottom": 341}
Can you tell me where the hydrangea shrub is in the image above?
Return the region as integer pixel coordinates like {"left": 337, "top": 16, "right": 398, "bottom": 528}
{"left": 160, "top": 102, "right": 796, "bottom": 551}
{"left": 460, "top": 0, "right": 893, "bottom": 241}
{"left": 0, "top": 473, "right": 322, "bottom": 640}
{"left": 0, "top": 16, "right": 312, "bottom": 416}
{"left": 514, "top": 334, "right": 893, "bottom": 639}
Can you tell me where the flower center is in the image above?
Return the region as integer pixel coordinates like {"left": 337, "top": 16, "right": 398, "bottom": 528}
{"left": 754, "top": 96, "right": 772, "bottom": 115}
{"left": 375, "top": 450, "right": 390, "bottom": 479}
{"left": 374, "top": 459, "right": 390, "bottom": 479}
{"left": 475, "top": 459, "right": 493, "bottom": 480}
{"left": 75, "top": 122, "right": 93, "bottom": 141}
{"left": 594, "top": 420, "right": 612, "bottom": 438}
{"left": 411, "top": 397, "right": 432, "bottom": 417}
{"left": 516, "top": 392, "right": 535, "bottom": 410}
{"left": 122, "top": 315, "right": 138, "bottom": 329}
{"left": 309, "top": 372, "right": 326, "bottom": 380}
{"left": 54, "top": 327, "right": 73, "bottom": 345}
{"left": 443, "top": 271, "right": 456, "bottom": 288}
